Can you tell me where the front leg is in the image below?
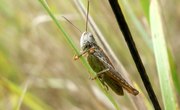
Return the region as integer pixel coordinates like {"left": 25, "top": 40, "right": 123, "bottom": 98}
{"left": 73, "top": 47, "right": 95, "bottom": 60}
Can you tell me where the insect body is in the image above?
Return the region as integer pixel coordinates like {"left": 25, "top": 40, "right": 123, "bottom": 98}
{"left": 74, "top": 32, "right": 139, "bottom": 96}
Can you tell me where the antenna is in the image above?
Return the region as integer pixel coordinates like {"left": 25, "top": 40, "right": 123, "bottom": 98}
{"left": 62, "top": 16, "right": 82, "bottom": 33}
{"left": 85, "top": 0, "right": 90, "bottom": 32}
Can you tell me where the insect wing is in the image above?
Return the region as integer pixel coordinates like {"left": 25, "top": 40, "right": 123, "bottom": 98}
{"left": 94, "top": 49, "right": 139, "bottom": 96}
{"left": 103, "top": 74, "right": 124, "bottom": 95}
{"left": 106, "top": 68, "right": 139, "bottom": 96}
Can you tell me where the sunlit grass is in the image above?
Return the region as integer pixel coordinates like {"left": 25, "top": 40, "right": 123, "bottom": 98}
{"left": 0, "top": 0, "right": 179, "bottom": 110}
{"left": 150, "top": 0, "right": 176, "bottom": 109}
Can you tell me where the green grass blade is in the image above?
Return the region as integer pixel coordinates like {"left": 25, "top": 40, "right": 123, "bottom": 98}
{"left": 150, "top": 0, "right": 176, "bottom": 109}
{"left": 139, "top": 0, "right": 150, "bottom": 22}
{"left": 37, "top": 0, "right": 121, "bottom": 110}
{"left": 118, "top": 0, "right": 152, "bottom": 49}
{"left": 0, "top": 77, "right": 52, "bottom": 110}
{"left": 168, "top": 49, "right": 180, "bottom": 94}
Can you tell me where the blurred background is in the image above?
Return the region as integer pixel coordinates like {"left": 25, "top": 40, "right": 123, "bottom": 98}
{"left": 0, "top": 0, "right": 180, "bottom": 110}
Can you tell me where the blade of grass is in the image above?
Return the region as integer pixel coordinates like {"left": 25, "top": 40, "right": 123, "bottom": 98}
{"left": 15, "top": 79, "right": 30, "bottom": 110}
{"left": 150, "top": 0, "right": 176, "bottom": 109}
{"left": 37, "top": 0, "right": 121, "bottom": 110}
{"left": 139, "top": 0, "right": 150, "bottom": 22}
{"left": 168, "top": 49, "right": 180, "bottom": 94}
{"left": 118, "top": 0, "right": 152, "bottom": 49}
{"left": 140, "top": 0, "right": 180, "bottom": 96}
{"left": 0, "top": 77, "right": 53, "bottom": 110}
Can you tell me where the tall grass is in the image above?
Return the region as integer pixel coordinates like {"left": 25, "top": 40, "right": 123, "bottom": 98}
{"left": 150, "top": 0, "right": 176, "bottom": 109}
{"left": 0, "top": 0, "right": 179, "bottom": 110}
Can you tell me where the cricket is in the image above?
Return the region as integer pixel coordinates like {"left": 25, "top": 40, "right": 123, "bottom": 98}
{"left": 73, "top": 0, "right": 139, "bottom": 96}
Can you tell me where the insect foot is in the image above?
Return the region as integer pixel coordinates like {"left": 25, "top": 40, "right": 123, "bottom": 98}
{"left": 73, "top": 55, "right": 79, "bottom": 60}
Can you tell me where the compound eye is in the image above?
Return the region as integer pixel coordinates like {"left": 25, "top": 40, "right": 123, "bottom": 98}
{"left": 83, "top": 41, "right": 91, "bottom": 50}
{"left": 84, "top": 45, "right": 88, "bottom": 49}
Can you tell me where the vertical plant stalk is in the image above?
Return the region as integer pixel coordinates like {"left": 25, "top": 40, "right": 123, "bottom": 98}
{"left": 121, "top": 0, "right": 152, "bottom": 49}
{"left": 15, "top": 79, "right": 31, "bottom": 110}
{"left": 108, "top": 0, "right": 161, "bottom": 109}
{"left": 150, "top": 0, "right": 176, "bottom": 109}
{"left": 0, "top": 77, "right": 52, "bottom": 110}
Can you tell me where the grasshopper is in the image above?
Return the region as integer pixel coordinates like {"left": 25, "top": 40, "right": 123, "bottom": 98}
{"left": 69, "top": 0, "right": 139, "bottom": 96}
{"left": 74, "top": 31, "right": 139, "bottom": 96}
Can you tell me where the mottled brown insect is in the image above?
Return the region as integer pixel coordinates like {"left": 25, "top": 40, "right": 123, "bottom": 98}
{"left": 74, "top": 32, "right": 139, "bottom": 96}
